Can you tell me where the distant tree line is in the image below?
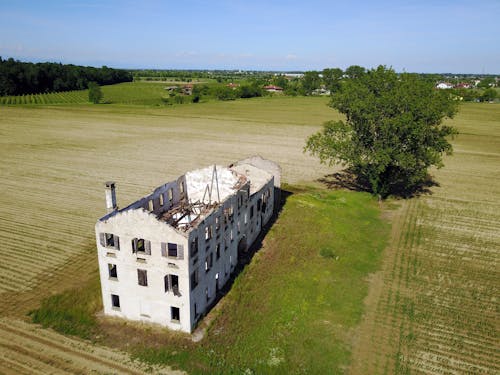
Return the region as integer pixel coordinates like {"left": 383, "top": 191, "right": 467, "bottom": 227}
{"left": 0, "top": 57, "right": 133, "bottom": 96}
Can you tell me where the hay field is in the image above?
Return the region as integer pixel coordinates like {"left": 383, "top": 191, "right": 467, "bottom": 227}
{"left": 0, "top": 97, "right": 334, "bottom": 296}
{"left": 0, "top": 97, "right": 336, "bottom": 372}
{"left": 350, "top": 103, "right": 500, "bottom": 374}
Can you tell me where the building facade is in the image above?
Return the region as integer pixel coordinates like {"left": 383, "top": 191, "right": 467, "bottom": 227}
{"left": 95, "top": 157, "right": 280, "bottom": 333}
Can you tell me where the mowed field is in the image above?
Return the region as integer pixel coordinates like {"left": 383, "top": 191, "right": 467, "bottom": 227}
{"left": 350, "top": 104, "right": 500, "bottom": 374}
{"left": 0, "top": 93, "right": 498, "bottom": 373}
{"left": 0, "top": 96, "right": 337, "bottom": 373}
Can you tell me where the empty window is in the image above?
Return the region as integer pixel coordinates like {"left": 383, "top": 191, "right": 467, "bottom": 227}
{"left": 191, "top": 237, "right": 198, "bottom": 257}
{"left": 191, "top": 269, "right": 199, "bottom": 290}
{"left": 205, "top": 252, "right": 213, "bottom": 272}
{"left": 111, "top": 294, "right": 120, "bottom": 308}
{"left": 161, "top": 243, "right": 183, "bottom": 259}
{"left": 168, "top": 243, "right": 178, "bottom": 257}
{"left": 159, "top": 193, "right": 164, "bottom": 206}
{"left": 108, "top": 264, "right": 117, "bottom": 279}
{"left": 100, "top": 233, "right": 120, "bottom": 250}
{"left": 164, "top": 274, "right": 180, "bottom": 295}
{"left": 244, "top": 213, "right": 248, "bottom": 224}
{"left": 224, "top": 206, "right": 234, "bottom": 222}
{"left": 179, "top": 181, "right": 185, "bottom": 194}
{"left": 215, "top": 216, "right": 220, "bottom": 232}
{"left": 148, "top": 199, "right": 154, "bottom": 211}
{"left": 216, "top": 243, "right": 221, "bottom": 260}
{"left": 137, "top": 269, "right": 148, "bottom": 286}
{"left": 205, "top": 225, "right": 212, "bottom": 240}
{"left": 205, "top": 287, "right": 209, "bottom": 302}
{"left": 250, "top": 205, "right": 254, "bottom": 218}
{"left": 171, "top": 306, "right": 180, "bottom": 322}
{"left": 168, "top": 188, "right": 173, "bottom": 202}
{"left": 132, "top": 238, "right": 151, "bottom": 255}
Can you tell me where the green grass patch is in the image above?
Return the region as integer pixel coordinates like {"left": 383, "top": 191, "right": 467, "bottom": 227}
{"left": 136, "top": 187, "right": 389, "bottom": 374}
{"left": 29, "top": 187, "right": 389, "bottom": 374}
{"left": 29, "top": 277, "right": 101, "bottom": 340}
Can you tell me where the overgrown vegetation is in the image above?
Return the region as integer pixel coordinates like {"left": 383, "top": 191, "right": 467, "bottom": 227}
{"left": 29, "top": 187, "right": 389, "bottom": 374}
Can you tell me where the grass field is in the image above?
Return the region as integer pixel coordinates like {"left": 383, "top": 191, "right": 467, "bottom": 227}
{"left": 30, "top": 187, "right": 389, "bottom": 374}
{"left": 0, "top": 81, "right": 185, "bottom": 106}
{"left": 0, "top": 90, "right": 498, "bottom": 374}
{"left": 0, "top": 95, "right": 341, "bottom": 373}
{"left": 350, "top": 103, "right": 500, "bottom": 374}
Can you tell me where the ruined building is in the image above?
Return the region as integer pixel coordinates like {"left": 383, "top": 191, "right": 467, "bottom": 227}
{"left": 95, "top": 156, "right": 280, "bottom": 333}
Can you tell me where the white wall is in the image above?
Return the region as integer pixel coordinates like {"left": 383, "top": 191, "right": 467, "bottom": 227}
{"left": 96, "top": 208, "right": 191, "bottom": 332}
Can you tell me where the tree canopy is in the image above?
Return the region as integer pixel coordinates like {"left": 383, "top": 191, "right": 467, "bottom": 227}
{"left": 305, "top": 65, "right": 459, "bottom": 197}
{"left": 0, "top": 57, "right": 132, "bottom": 96}
{"left": 88, "top": 82, "right": 103, "bottom": 104}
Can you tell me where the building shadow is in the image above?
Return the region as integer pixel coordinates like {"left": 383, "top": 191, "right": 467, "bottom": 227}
{"left": 199, "top": 187, "right": 292, "bottom": 325}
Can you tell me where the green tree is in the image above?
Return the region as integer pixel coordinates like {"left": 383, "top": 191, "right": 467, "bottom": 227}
{"left": 88, "top": 82, "right": 103, "bottom": 104}
{"left": 322, "top": 68, "right": 343, "bottom": 92}
{"left": 477, "top": 77, "right": 495, "bottom": 89}
{"left": 481, "top": 88, "right": 497, "bottom": 102}
{"left": 345, "top": 65, "right": 366, "bottom": 79}
{"left": 305, "top": 65, "right": 458, "bottom": 197}
{"left": 302, "top": 71, "right": 321, "bottom": 94}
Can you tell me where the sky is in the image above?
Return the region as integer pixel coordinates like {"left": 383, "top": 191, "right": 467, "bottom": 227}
{"left": 0, "top": 0, "right": 499, "bottom": 73}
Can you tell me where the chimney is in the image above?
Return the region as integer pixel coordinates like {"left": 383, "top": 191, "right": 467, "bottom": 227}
{"left": 105, "top": 181, "right": 117, "bottom": 213}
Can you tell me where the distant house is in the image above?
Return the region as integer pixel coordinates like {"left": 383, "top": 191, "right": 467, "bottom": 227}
{"left": 436, "top": 82, "right": 454, "bottom": 89}
{"left": 182, "top": 84, "right": 193, "bottom": 95}
{"left": 263, "top": 85, "right": 284, "bottom": 93}
{"left": 226, "top": 83, "right": 240, "bottom": 89}
{"left": 312, "top": 86, "right": 331, "bottom": 96}
{"left": 455, "top": 83, "right": 471, "bottom": 89}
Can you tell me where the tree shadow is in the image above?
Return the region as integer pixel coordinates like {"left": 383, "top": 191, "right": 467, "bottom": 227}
{"left": 318, "top": 169, "right": 371, "bottom": 193}
{"left": 318, "top": 169, "right": 440, "bottom": 199}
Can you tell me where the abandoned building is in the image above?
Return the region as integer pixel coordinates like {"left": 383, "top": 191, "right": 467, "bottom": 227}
{"left": 95, "top": 156, "right": 280, "bottom": 333}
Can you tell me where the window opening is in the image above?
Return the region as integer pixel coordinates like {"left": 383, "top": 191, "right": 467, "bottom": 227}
{"left": 171, "top": 306, "right": 180, "bottom": 321}
{"left": 137, "top": 269, "right": 148, "bottom": 286}
{"left": 111, "top": 294, "right": 120, "bottom": 308}
{"left": 132, "top": 238, "right": 151, "bottom": 255}
{"left": 168, "top": 243, "right": 178, "bottom": 257}
{"left": 191, "top": 269, "right": 199, "bottom": 290}
{"left": 205, "top": 225, "right": 212, "bottom": 240}
{"left": 191, "top": 237, "right": 199, "bottom": 256}
{"left": 108, "top": 264, "right": 117, "bottom": 278}
{"left": 100, "top": 233, "right": 120, "bottom": 250}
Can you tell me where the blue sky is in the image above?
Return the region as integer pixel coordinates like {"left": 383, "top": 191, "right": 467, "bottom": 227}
{"left": 0, "top": 0, "right": 499, "bottom": 73}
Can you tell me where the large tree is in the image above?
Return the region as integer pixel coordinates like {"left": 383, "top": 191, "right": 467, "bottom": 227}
{"left": 305, "top": 65, "right": 458, "bottom": 197}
